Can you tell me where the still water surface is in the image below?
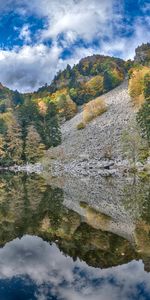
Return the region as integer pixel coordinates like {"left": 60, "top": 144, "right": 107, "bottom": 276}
{"left": 0, "top": 172, "right": 150, "bottom": 300}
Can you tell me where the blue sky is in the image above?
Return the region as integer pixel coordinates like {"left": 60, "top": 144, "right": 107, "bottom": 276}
{"left": 0, "top": 0, "right": 149, "bottom": 92}
{"left": 0, "top": 235, "right": 150, "bottom": 300}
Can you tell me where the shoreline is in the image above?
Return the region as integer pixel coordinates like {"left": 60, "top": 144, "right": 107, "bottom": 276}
{"left": 0, "top": 157, "right": 149, "bottom": 178}
{"left": 0, "top": 163, "right": 43, "bottom": 174}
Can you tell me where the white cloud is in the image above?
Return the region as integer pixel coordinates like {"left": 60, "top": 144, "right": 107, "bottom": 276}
{"left": 39, "top": 0, "right": 115, "bottom": 42}
{"left": 19, "top": 24, "right": 31, "bottom": 43}
{"left": 0, "top": 0, "right": 149, "bottom": 91}
{"left": 0, "top": 43, "right": 62, "bottom": 92}
{"left": 0, "top": 235, "right": 150, "bottom": 300}
{"left": 0, "top": 43, "right": 104, "bottom": 92}
{"left": 100, "top": 17, "right": 150, "bottom": 60}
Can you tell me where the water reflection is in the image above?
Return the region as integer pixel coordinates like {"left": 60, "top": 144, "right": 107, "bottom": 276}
{"left": 0, "top": 235, "right": 150, "bottom": 300}
{"left": 0, "top": 172, "right": 150, "bottom": 298}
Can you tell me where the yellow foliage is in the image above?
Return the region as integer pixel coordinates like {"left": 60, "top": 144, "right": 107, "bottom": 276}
{"left": 51, "top": 88, "right": 68, "bottom": 102}
{"left": 76, "top": 122, "right": 86, "bottom": 130}
{"left": 129, "top": 66, "right": 150, "bottom": 108}
{"left": 112, "top": 68, "right": 124, "bottom": 81}
{"left": 85, "top": 75, "right": 104, "bottom": 97}
{"left": 83, "top": 97, "right": 107, "bottom": 123}
{"left": 0, "top": 111, "right": 14, "bottom": 125}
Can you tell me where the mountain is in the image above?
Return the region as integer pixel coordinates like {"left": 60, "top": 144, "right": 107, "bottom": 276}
{"left": 0, "top": 83, "right": 24, "bottom": 113}
{"left": 134, "top": 43, "right": 150, "bottom": 65}
{"left": 37, "top": 55, "right": 126, "bottom": 105}
{"left": 0, "top": 43, "right": 149, "bottom": 168}
{"left": 42, "top": 43, "right": 150, "bottom": 176}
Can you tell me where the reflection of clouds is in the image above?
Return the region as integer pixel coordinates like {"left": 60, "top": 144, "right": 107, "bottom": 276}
{"left": 0, "top": 235, "right": 150, "bottom": 300}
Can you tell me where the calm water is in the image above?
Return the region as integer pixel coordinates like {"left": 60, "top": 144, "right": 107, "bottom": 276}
{"left": 0, "top": 172, "right": 150, "bottom": 300}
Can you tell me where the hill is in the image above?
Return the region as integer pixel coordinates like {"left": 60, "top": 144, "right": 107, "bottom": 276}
{"left": 36, "top": 55, "right": 126, "bottom": 105}
{"left": 0, "top": 43, "right": 149, "bottom": 169}
{"left": 44, "top": 80, "right": 137, "bottom": 177}
{"left": 134, "top": 43, "right": 150, "bottom": 65}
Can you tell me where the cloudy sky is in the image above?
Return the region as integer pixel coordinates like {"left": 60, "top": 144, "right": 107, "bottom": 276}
{"left": 0, "top": 235, "right": 150, "bottom": 300}
{"left": 0, "top": 0, "right": 149, "bottom": 92}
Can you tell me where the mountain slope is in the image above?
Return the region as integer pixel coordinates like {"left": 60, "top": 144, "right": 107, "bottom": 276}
{"left": 37, "top": 55, "right": 125, "bottom": 105}
{"left": 46, "top": 80, "right": 136, "bottom": 176}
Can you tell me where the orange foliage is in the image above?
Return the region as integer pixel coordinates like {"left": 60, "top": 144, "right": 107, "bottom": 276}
{"left": 38, "top": 100, "right": 47, "bottom": 115}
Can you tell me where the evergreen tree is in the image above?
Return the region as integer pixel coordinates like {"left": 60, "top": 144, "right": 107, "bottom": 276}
{"left": 0, "top": 134, "right": 6, "bottom": 164}
{"left": 38, "top": 101, "right": 61, "bottom": 148}
{"left": 137, "top": 73, "right": 150, "bottom": 144}
{"left": 45, "top": 102, "right": 61, "bottom": 147}
{"left": 144, "top": 73, "right": 150, "bottom": 101}
{"left": 12, "top": 90, "right": 24, "bottom": 106}
{"left": 103, "top": 70, "right": 115, "bottom": 91}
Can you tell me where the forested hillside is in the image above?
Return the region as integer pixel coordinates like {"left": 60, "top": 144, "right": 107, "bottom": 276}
{"left": 0, "top": 87, "right": 61, "bottom": 166}
{"left": 128, "top": 43, "right": 150, "bottom": 145}
{"left": 0, "top": 43, "right": 149, "bottom": 167}
{"left": 37, "top": 55, "right": 126, "bottom": 105}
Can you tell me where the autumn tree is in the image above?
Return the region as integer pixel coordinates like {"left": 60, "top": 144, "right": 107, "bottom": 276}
{"left": 5, "top": 117, "right": 23, "bottom": 164}
{"left": 57, "top": 94, "right": 77, "bottom": 121}
{"left": 25, "top": 125, "right": 45, "bottom": 163}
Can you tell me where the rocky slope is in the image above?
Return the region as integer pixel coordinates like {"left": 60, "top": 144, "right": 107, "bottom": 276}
{"left": 47, "top": 80, "right": 137, "bottom": 176}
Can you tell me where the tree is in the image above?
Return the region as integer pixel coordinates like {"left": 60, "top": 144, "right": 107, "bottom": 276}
{"left": 0, "top": 134, "right": 6, "bottom": 164}
{"left": 144, "top": 73, "right": 150, "bottom": 101}
{"left": 85, "top": 75, "right": 104, "bottom": 98}
{"left": 25, "top": 125, "right": 45, "bottom": 163}
{"left": 38, "top": 101, "right": 61, "bottom": 148}
{"left": 5, "top": 117, "right": 23, "bottom": 164}
{"left": 57, "top": 94, "right": 77, "bottom": 121}
{"left": 137, "top": 72, "right": 150, "bottom": 144}
{"left": 122, "top": 122, "right": 143, "bottom": 168}
{"left": 12, "top": 90, "right": 24, "bottom": 106}
{"left": 17, "top": 99, "right": 40, "bottom": 140}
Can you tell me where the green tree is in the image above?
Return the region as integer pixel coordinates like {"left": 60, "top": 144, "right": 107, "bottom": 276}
{"left": 144, "top": 73, "right": 150, "bottom": 101}
{"left": 137, "top": 73, "right": 150, "bottom": 144}
{"left": 12, "top": 90, "right": 24, "bottom": 106}
{"left": 0, "top": 134, "right": 6, "bottom": 164}
{"left": 38, "top": 101, "right": 61, "bottom": 148}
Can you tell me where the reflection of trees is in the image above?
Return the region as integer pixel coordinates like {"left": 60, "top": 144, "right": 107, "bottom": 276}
{"left": 140, "top": 187, "right": 150, "bottom": 224}
{"left": 0, "top": 172, "right": 149, "bottom": 270}
{"left": 123, "top": 175, "right": 150, "bottom": 221}
{"left": 55, "top": 222, "right": 137, "bottom": 268}
{"left": 0, "top": 172, "right": 64, "bottom": 243}
{"left": 123, "top": 175, "right": 150, "bottom": 264}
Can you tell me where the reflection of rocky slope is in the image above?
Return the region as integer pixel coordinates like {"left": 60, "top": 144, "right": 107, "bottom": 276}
{"left": 44, "top": 172, "right": 150, "bottom": 269}
{"left": 45, "top": 174, "right": 148, "bottom": 242}
{"left": 0, "top": 172, "right": 150, "bottom": 271}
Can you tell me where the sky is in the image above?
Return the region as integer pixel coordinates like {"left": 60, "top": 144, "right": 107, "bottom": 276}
{"left": 0, "top": 0, "right": 149, "bottom": 92}
{"left": 0, "top": 235, "right": 150, "bottom": 300}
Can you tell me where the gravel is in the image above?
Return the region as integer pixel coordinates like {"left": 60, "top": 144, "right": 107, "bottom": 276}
{"left": 47, "top": 80, "right": 137, "bottom": 176}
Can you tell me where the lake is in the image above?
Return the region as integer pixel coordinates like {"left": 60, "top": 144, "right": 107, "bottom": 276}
{"left": 0, "top": 172, "right": 150, "bottom": 300}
